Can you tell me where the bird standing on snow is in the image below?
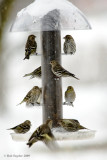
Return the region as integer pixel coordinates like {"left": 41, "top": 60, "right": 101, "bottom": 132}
{"left": 50, "top": 60, "right": 79, "bottom": 80}
{"left": 17, "top": 86, "right": 41, "bottom": 106}
{"left": 63, "top": 35, "right": 76, "bottom": 55}
{"left": 64, "top": 86, "right": 76, "bottom": 107}
{"left": 23, "top": 66, "right": 41, "bottom": 79}
{"left": 23, "top": 35, "right": 37, "bottom": 60}
{"left": 7, "top": 120, "right": 31, "bottom": 134}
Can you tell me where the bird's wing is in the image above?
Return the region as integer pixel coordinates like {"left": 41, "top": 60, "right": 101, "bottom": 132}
{"left": 29, "top": 127, "right": 40, "bottom": 141}
{"left": 53, "top": 64, "right": 64, "bottom": 76}
{"left": 33, "top": 67, "right": 41, "bottom": 77}
{"left": 63, "top": 42, "right": 68, "bottom": 53}
{"left": 65, "top": 90, "right": 67, "bottom": 98}
{"left": 60, "top": 67, "right": 75, "bottom": 77}
{"left": 24, "top": 90, "right": 32, "bottom": 101}
{"left": 71, "top": 119, "right": 79, "bottom": 124}
{"left": 20, "top": 123, "right": 30, "bottom": 130}
{"left": 8, "top": 125, "right": 17, "bottom": 130}
{"left": 61, "top": 68, "right": 79, "bottom": 80}
{"left": 33, "top": 41, "right": 37, "bottom": 48}
{"left": 69, "top": 40, "right": 76, "bottom": 52}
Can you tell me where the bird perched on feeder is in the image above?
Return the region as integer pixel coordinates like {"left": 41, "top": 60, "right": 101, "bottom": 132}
{"left": 23, "top": 66, "right": 41, "bottom": 79}
{"left": 58, "top": 119, "right": 87, "bottom": 132}
{"left": 27, "top": 120, "right": 57, "bottom": 149}
{"left": 63, "top": 35, "right": 76, "bottom": 55}
{"left": 50, "top": 60, "right": 79, "bottom": 80}
{"left": 23, "top": 35, "right": 37, "bottom": 60}
{"left": 7, "top": 120, "right": 31, "bottom": 134}
{"left": 17, "top": 86, "right": 42, "bottom": 106}
{"left": 64, "top": 86, "right": 76, "bottom": 107}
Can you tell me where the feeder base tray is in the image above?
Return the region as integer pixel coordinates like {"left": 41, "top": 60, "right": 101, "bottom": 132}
{"left": 10, "top": 128, "right": 96, "bottom": 142}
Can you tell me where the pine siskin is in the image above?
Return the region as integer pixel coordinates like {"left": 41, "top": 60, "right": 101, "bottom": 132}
{"left": 23, "top": 66, "right": 41, "bottom": 79}
{"left": 50, "top": 60, "right": 79, "bottom": 80}
{"left": 27, "top": 121, "right": 56, "bottom": 149}
{"left": 7, "top": 120, "right": 31, "bottom": 134}
{"left": 63, "top": 35, "right": 76, "bottom": 55}
{"left": 17, "top": 86, "right": 42, "bottom": 106}
{"left": 64, "top": 86, "right": 76, "bottom": 106}
{"left": 58, "top": 119, "right": 87, "bottom": 132}
{"left": 23, "top": 35, "right": 37, "bottom": 60}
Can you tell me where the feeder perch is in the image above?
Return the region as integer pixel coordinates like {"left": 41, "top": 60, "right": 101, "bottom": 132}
{"left": 10, "top": 0, "right": 94, "bottom": 142}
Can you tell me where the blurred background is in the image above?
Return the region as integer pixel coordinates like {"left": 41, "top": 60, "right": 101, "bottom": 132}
{"left": 0, "top": 0, "right": 107, "bottom": 159}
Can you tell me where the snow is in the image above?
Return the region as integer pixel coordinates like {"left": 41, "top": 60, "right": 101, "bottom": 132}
{"left": 11, "top": 129, "right": 96, "bottom": 142}
{"left": 11, "top": 0, "right": 91, "bottom": 31}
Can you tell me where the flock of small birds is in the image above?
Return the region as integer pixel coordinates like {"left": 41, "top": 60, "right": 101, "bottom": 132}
{"left": 23, "top": 34, "right": 76, "bottom": 60}
{"left": 7, "top": 34, "right": 83, "bottom": 149}
{"left": 17, "top": 34, "right": 77, "bottom": 107}
{"left": 8, "top": 119, "right": 87, "bottom": 149}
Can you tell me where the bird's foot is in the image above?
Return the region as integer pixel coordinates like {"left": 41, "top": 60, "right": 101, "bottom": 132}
{"left": 36, "top": 102, "right": 40, "bottom": 106}
{"left": 63, "top": 102, "right": 66, "bottom": 105}
{"left": 54, "top": 77, "right": 60, "bottom": 81}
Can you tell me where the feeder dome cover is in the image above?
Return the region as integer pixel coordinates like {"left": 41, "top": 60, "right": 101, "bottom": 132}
{"left": 11, "top": 0, "right": 91, "bottom": 31}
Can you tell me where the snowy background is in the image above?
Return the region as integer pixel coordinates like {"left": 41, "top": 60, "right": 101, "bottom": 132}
{"left": 0, "top": 0, "right": 107, "bottom": 160}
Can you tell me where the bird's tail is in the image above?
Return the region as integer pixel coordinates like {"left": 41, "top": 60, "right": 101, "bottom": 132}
{"left": 23, "top": 55, "right": 29, "bottom": 60}
{"left": 23, "top": 73, "right": 32, "bottom": 77}
{"left": 16, "top": 100, "right": 24, "bottom": 106}
{"left": 79, "top": 125, "right": 87, "bottom": 130}
{"left": 7, "top": 128, "right": 12, "bottom": 130}
{"left": 69, "top": 73, "right": 79, "bottom": 80}
{"left": 26, "top": 142, "right": 33, "bottom": 148}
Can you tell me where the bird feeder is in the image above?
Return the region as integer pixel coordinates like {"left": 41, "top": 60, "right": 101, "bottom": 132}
{"left": 11, "top": 0, "right": 91, "bottom": 129}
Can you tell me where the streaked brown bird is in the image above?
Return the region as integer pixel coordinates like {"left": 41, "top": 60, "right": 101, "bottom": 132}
{"left": 63, "top": 35, "right": 76, "bottom": 55}
{"left": 23, "top": 35, "right": 37, "bottom": 60}
{"left": 58, "top": 119, "right": 87, "bottom": 132}
{"left": 23, "top": 66, "right": 41, "bottom": 79}
{"left": 27, "top": 121, "right": 57, "bottom": 149}
{"left": 64, "top": 86, "right": 76, "bottom": 107}
{"left": 7, "top": 120, "right": 31, "bottom": 134}
{"left": 50, "top": 60, "right": 79, "bottom": 80}
{"left": 17, "top": 86, "right": 41, "bottom": 106}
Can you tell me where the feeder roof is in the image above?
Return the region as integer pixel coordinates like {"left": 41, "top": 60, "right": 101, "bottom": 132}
{"left": 11, "top": 0, "right": 91, "bottom": 32}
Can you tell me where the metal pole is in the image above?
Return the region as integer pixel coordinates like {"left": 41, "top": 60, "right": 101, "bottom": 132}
{"left": 41, "top": 10, "right": 62, "bottom": 127}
